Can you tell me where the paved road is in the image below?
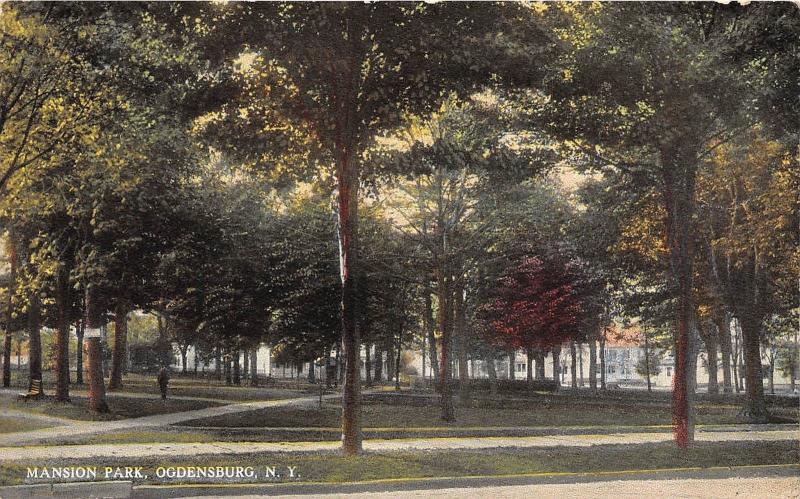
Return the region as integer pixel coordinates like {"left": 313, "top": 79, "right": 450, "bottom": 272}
{"left": 130, "top": 464, "right": 799, "bottom": 498}
{"left": 271, "top": 476, "right": 800, "bottom": 498}
{"left": 1, "top": 427, "right": 796, "bottom": 462}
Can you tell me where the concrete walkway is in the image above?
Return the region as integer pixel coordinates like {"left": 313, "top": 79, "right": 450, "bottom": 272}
{"left": 1, "top": 428, "right": 796, "bottom": 462}
{"left": 0, "top": 409, "right": 72, "bottom": 426}
{"left": 0, "top": 392, "right": 341, "bottom": 446}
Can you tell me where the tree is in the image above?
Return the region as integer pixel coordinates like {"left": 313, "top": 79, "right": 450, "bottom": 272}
{"left": 535, "top": 3, "right": 788, "bottom": 446}
{"left": 194, "top": 3, "right": 550, "bottom": 454}
{"left": 482, "top": 250, "right": 586, "bottom": 372}
{"left": 696, "top": 133, "right": 798, "bottom": 420}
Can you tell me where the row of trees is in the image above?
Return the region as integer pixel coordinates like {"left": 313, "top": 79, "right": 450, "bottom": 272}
{"left": 1, "top": 3, "right": 796, "bottom": 454}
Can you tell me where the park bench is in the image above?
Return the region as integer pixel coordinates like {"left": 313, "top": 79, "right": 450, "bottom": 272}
{"left": 18, "top": 379, "right": 43, "bottom": 401}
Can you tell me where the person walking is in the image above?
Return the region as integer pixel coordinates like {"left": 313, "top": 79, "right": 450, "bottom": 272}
{"left": 157, "top": 367, "right": 170, "bottom": 400}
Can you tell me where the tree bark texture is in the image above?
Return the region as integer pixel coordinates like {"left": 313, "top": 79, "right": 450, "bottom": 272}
{"left": 364, "top": 343, "right": 372, "bottom": 386}
{"left": 2, "top": 233, "right": 17, "bottom": 388}
{"left": 552, "top": 345, "right": 561, "bottom": 389}
{"left": 570, "top": 341, "right": 577, "bottom": 388}
{"left": 699, "top": 320, "right": 719, "bottom": 395}
{"left": 109, "top": 301, "right": 129, "bottom": 391}
{"left": 661, "top": 152, "right": 698, "bottom": 448}
{"left": 589, "top": 339, "right": 597, "bottom": 392}
{"left": 424, "top": 286, "right": 439, "bottom": 383}
{"left": 714, "top": 311, "right": 733, "bottom": 393}
{"left": 535, "top": 350, "right": 545, "bottom": 381}
{"left": 599, "top": 334, "right": 606, "bottom": 390}
{"left": 75, "top": 319, "right": 84, "bottom": 385}
{"left": 436, "top": 264, "right": 455, "bottom": 422}
{"left": 454, "top": 280, "right": 469, "bottom": 403}
{"left": 250, "top": 347, "right": 258, "bottom": 385}
{"left": 54, "top": 263, "right": 71, "bottom": 401}
{"left": 739, "top": 313, "right": 768, "bottom": 422}
{"left": 233, "top": 348, "right": 241, "bottom": 385}
{"left": 27, "top": 295, "right": 42, "bottom": 392}
{"left": 373, "top": 348, "right": 382, "bottom": 385}
{"left": 84, "top": 286, "right": 108, "bottom": 413}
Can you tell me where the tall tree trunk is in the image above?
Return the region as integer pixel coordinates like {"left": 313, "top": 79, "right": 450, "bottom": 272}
{"left": 84, "top": 286, "right": 108, "bottom": 413}
{"left": 599, "top": 333, "right": 606, "bottom": 390}
{"left": 508, "top": 349, "right": 515, "bottom": 380}
{"left": 364, "top": 343, "right": 372, "bottom": 386}
{"left": 373, "top": 348, "right": 382, "bottom": 385}
{"left": 109, "top": 301, "right": 129, "bottom": 391}
{"left": 589, "top": 339, "right": 597, "bottom": 392}
{"left": 233, "top": 348, "right": 241, "bottom": 385}
{"left": 643, "top": 331, "right": 652, "bottom": 392}
{"left": 27, "top": 294, "right": 42, "bottom": 392}
{"left": 535, "top": 350, "right": 545, "bottom": 381}
{"left": 395, "top": 334, "right": 402, "bottom": 391}
{"left": 525, "top": 347, "right": 533, "bottom": 383}
{"left": 334, "top": 344, "right": 342, "bottom": 386}
{"left": 436, "top": 265, "right": 454, "bottom": 422}
{"left": 570, "top": 341, "right": 577, "bottom": 388}
{"left": 421, "top": 336, "right": 426, "bottom": 379}
{"left": 250, "top": 347, "right": 258, "bottom": 386}
{"left": 424, "top": 286, "right": 439, "bottom": 383}
{"left": 486, "top": 347, "right": 498, "bottom": 396}
{"left": 715, "top": 311, "right": 733, "bottom": 393}
{"left": 180, "top": 347, "right": 188, "bottom": 374}
{"left": 454, "top": 280, "right": 469, "bottom": 403}
{"left": 385, "top": 347, "right": 393, "bottom": 383}
{"left": 732, "top": 322, "right": 741, "bottom": 393}
{"left": 700, "top": 321, "right": 719, "bottom": 395}
{"left": 194, "top": 348, "right": 199, "bottom": 376}
{"left": 791, "top": 330, "right": 797, "bottom": 393}
{"left": 75, "top": 319, "right": 84, "bottom": 385}
{"left": 768, "top": 350, "right": 775, "bottom": 395}
{"left": 661, "top": 156, "right": 698, "bottom": 449}
{"left": 579, "top": 343, "right": 584, "bottom": 387}
{"left": 308, "top": 360, "right": 315, "bottom": 383}
{"left": 224, "top": 350, "right": 232, "bottom": 385}
{"left": 2, "top": 326, "right": 11, "bottom": 388}
{"left": 739, "top": 313, "right": 768, "bottom": 422}
{"left": 215, "top": 346, "right": 222, "bottom": 381}
{"left": 243, "top": 349, "right": 249, "bottom": 382}
{"left": 552, "top": 345, "right": 561, "bottom": 389}
{"left": 2, "top": 233, "right": 17, "bottom": 388}
{"left": 54, "top": 263, "right": 71, "bottom": 401}
{"left": 336, "top": 148, "right": 363, "bottom": 456}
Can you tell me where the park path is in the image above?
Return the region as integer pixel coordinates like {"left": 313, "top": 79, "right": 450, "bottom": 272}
{"left": 0, "top": 391, "right": 341, "bottom": 446}
{"left": 0, "top": 427, "right": 796, "bottom": 462}
{"left": 0, "top": 386, "right": 260, "bottom": 404}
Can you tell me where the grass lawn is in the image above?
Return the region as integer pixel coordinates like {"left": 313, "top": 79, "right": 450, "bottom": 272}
{"left": 116, "top": 380, "right": 310, "bottom": 402}
{"left": 0, "top": 441, "right": 795, "bottom": 486}
{"left": 178, "top": 399, "right": 748, "bottom": 429}
{"left": 0, "top": 395, "right": 222, "bottom": 422}
{"left": 0, "top": 417, "right": 55, "bottom": 434}
{"left": 56, "top": 425, "right": 682, "bottom": 446}
{"left": 3, "top": 372, "right": 311, "bottom": 403}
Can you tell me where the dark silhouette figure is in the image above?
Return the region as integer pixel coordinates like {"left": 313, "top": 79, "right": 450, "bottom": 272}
{"left": 157, "top": 367, "right": 170, "bottom": 400}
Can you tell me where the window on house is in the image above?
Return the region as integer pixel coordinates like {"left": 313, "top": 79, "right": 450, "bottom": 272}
{"left": 666, "top": 367, "right": 672, "bottom": 377}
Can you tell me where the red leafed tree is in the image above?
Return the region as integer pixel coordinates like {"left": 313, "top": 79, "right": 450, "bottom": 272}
{"left": 483, "top": 256, "right": 584, "bottom": 353}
